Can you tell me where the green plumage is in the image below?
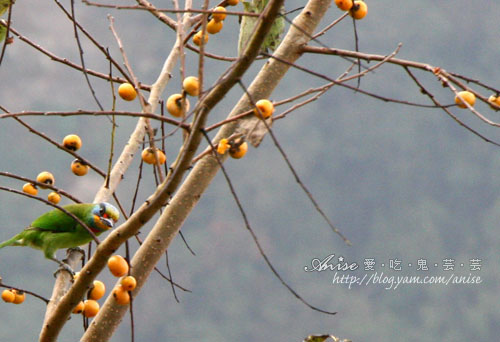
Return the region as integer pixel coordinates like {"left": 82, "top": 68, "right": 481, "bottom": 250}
{"left": 0, "top": 202, "right": 119, "bottom": 262}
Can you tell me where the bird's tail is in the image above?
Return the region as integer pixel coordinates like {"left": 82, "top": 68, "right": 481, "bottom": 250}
{"left": 0, "top": 233, "right": 24, "bottom": 249}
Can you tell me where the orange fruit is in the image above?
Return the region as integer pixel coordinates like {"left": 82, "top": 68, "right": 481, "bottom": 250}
{"left": 47, "top": 191, "right": 61, "bottom": 204}
{"left": 335, "top": 0, "right": 353, "bottom": 11}
{"left": 62, "top": 134, "right": 82, "bottom": 151}
{"left": 118, "top": 83, "right": 137, "bottom": 101}
{"left": 36, "top": 171, "right": 55, "bottom": 189}
{"left": 141, "top": 147, "right": 166, "bottom": 165}
{"left": 207, "top": 19, "right": 224, "bottom": 34}
{"left": 350, "top": 0, "right": 367, "bottom": 19}
{"left": 183, "top": 76, "right": 200, "bottom": 96}
{"left": 88, "top": 280, "right": 106, "bottom": 301}
{"left": 22, "top": 183, "right": 38, "bottom": 196}
{"left": 107, "top": 255, "right": 129, "bottom": 277}
{"left": 193, "top": 30, "right": 209, "bottom": 46}
{"left": 229, "top": 141, "right": 248, "bottom": 159}
{"left": 1, "top": 289, "right": 15, "bottom": 303}
{"left": 112, "top": 286, "right": 130, "bottom": 305}
{"left": 166, "top": 93, "right": 190, "bottom": 117}
{"left": 72, "top": 301, "right": 85, "bottom": 314}
{"left": 83, "top": 299, "right": 100, "bottom": 317}
{"left": 120, "top": 276, "right": 137, "bottom": 291}
{"left": 254, "top": 99, "right": 274, "bottom": 119}
{"left": 212, "top": 6, "right": 227, "bottom": 22}
{"left": 71, "top": 159, "right": 89, "bottom": 176}
{"left": 12, "top": 290, "right": 25, "bottom": 304}
{"left": 454, "top": 90, "right": 476, "bottom": 108}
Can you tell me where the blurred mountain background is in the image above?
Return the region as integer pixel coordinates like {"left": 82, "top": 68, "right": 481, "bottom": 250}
{"left": 0, "top": 1, "right": 499, "bottom": 341}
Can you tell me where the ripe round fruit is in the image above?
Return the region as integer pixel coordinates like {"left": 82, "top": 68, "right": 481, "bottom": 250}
{"left": 227, "top": 0, "right": 239, "bottom": 5}
{"left": 71, "top": 159, "right": 89, "bottom": 176}
{"left": 120, "top": 276, "right": 137, "bottom": 291}
{"left": 166, "top": 93, "right": 190, "bottom": 117}
{"left": 83, "top": 299, "right": 100, "bottom": 318}
{"left": 113, "top": 286, "right": 130, "bottom": 305}
{"left": 454, "top": 90, "right": 476, "bottom": 108}
{"left": 254, "top": 99, "right": 274, "bottom": 119}
{"left": 47, "top": 191, "right": 61, "bottom": 204}
{"left": 212, "top": 6, "right": 227, "bottom": 22}
{"left": 108, "top": 255, "right": 129, "bottom": 277}
{"left": 207, "top": 18, "right": 224, "bottom": 34}
{"left": 229, "top": 141, "right": 248, "bottom": 159}
{"left": 36, "top": 171, "right": 55, "bottom": 189}
{"left": 1, "top": 289, "right": 15, "bottom": 303}
{"left": 12, "top": 290, "right": 25, "bottom": 304}
{"left": 72, "top": 301, "right": 84, "bottom": 314}
{"left": 349, "top": 0, "right": 367, "bottom": 19}
{"left": 488, "top": 95, "right": 499, "bottom": 109}
{"left": 335, "top": 0, "right": 353, "bottom": 11}
{"left": 88, "top": 280, "right": 106, "bottom": 301}
{"left": 217, "top": 138, "right": 230, "bottom": 154}
{"left": 183, "top": 76, "right": 200, "bottom": 96}
{"left": 62, "top": 134, "right": 82, "bottom": 151}
{"left": 118, "top": 83, "right": 137, "bottom": 101}
{"left": 193, "top": 30, "right": 209, "bottom": 46}
{"left": 22, "top": 183, "right": 38, "bottom": 196}
{"left": 141, "top": 147, "right": 166, "bottom": 165}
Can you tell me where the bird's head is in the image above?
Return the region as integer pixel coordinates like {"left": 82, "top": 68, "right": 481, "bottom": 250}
{"left": 91, "top": 202, "right": 120, "bottom": 232}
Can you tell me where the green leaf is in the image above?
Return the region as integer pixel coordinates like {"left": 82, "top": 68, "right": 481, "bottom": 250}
{"left": 0, "top": 25, "right": 6, "bottom": 43}
{"left": 0, "top": 0, "right": 13, "bottom": 17}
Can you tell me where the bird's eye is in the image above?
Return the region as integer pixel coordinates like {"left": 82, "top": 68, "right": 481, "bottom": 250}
{"left": 99, "top": 203, "right": 106, "bottom": 216}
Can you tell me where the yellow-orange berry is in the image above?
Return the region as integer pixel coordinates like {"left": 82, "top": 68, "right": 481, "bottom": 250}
{"left": 193, "top": 30, "right": 209, "bottom": 46}
{"left": 227, "top": 0, "right": 239, "bottom": 5}
{"left": 335, "top": 0, "right": 353, "bottom": 11}
{"left": 118, "top": 83, "right": 137, "bottom": 101}
{"left": 22, "top": 183, "right": 38, "bottom": 196}
{"left": 454, "top": 90, "right": 476, "bottom": 108}
{"left": 88, "top": 280, "right": 106, "bottom": 301}
{"left": 229, "top": 140, "right": 248, "bottom": 159}
{"left": 83, "top": 299, "right": 100, "bottom": 318}
{"left": 254, "top": 99, "right": 274, "bottom": 119}
{"left": 349, "top": 0, "right": 367, "bottom": 19}
{"left": 141, "top": 147, "right": 166, "bottom": 165}
{"left": 212, "top": 6, "right": 227, "bottom": 22}
{"left": 47, "top": 191, "right": 61, "bottom": 204}
{"left": 108, "top": 255, "right": 129, "bottom": 277}
{"left": 112, "top": 286, "right": 130, "bottom": 305}
{"left": 207, "top": 18, "right": 224, "bottom": 34}
{"left": 72, "top": 301, "right": 85, "bottom": 314}
{"left": 1, "top": 289, "right": 15, "bottom": 303}
{"left": 488, "top": 95, "right": 499, "bottom": 109}
{"left": 120, "top": 276, "right": 137, "bottom": 291}
{"left": 36, "top": 171, "right": 55, "bottom": 189}
{"left": 62, "top": 134, "right": 82, "bottom": 151}
{"left": 166, "top": 93, "right": 190, "bottom": 117}
{"left": 217, "top": 138, "right": 231, "bottom": 154}
{"left": 12, "top": 290, "right": 25, "bottom": 304}
{"left": 183, "top": 76, "right": 200, "bottom": 96}
{"left": 71, "top": 159, "right": 89, "bottom": 176}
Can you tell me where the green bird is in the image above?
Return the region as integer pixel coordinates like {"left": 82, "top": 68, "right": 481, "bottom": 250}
{"left": 0, "top": 202, "right": 119, "bottom": 268}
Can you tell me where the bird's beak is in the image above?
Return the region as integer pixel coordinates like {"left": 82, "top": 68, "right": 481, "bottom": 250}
{"left": 100, "top": 217, "right": 115, "bottom": 229}
{"left": 94, "top": 215, "right": 115, "bottom": 231}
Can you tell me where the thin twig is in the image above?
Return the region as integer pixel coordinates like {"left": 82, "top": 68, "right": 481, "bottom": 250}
{"left": 200, "top": 129, "right": 337, "bottom": 315}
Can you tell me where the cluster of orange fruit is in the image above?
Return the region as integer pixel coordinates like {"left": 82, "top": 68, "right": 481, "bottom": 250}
{"left": 335, "top": 0, "right": 368, "bottom": 20}
{"left": 21, "top": 134, "right": 89, "bottom": 205}
{"left": 71, "top": 255, "right": 136, "bottom": 318}
{"left": 216, "top": 99, "right": 275, "bottom": 159}
{"left": 192, "top": 0, "right": 239, "bottom": 47}
{"left": 1, "top": 288, "right": 25, "bottom": 305}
